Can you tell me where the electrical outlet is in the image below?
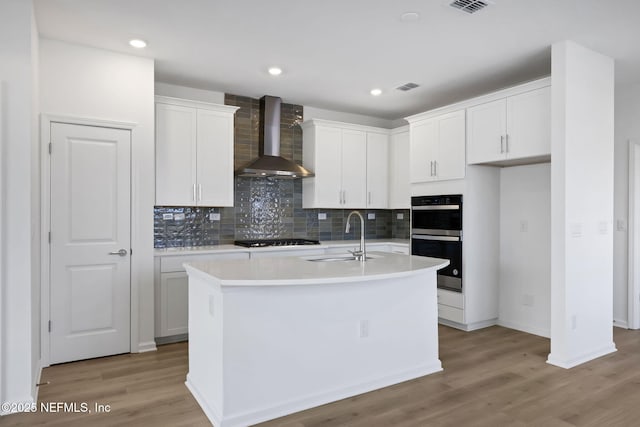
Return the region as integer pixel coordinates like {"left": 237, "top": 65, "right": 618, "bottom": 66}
{"left": 368, "top": 213, "right": 375, "bottom": 220}
{"left": 617, "top": 219, "right": 626, "bottom": 231}
{"left": 162, "top": 213, "right": 173, "bottom": 220}
{"left": 397, "top": 213, "right": 404, "bottom": 220}
{"left": 359, "top": 320, "right": 369, "bottom": 338}
{"left": 174, "top": 213, "right": 185, "bottom": 221}
{"left": 209, "top": 213, "right": 221, "bottom": 221}
{"left": 598, "top": 221, "right": 608, "bottom": 235}
{"left": 208, "top": 295, "right": 215, "bottom": 317}
{"left": 318, "top": 212, "right": 327, "bottom": 220}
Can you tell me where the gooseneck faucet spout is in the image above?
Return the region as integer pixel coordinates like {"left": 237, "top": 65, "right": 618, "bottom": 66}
{"left": 345, "top": 211, "right": 367, "bottom": 261}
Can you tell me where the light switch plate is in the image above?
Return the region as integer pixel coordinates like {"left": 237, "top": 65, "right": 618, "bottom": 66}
{"left": 368, "top": 213, "right": 375, "bottom": 220}
{"left": 174, "top": 213, "right": 186, "bottom": 221}
{"left": 209, "top": 213, "right": 221, "bottom": 221}
{"left": 318, "top": 213, "right": 327, "bottom": 220}
{"left": 162, "top": 213, "right": 173, "bottom": 220}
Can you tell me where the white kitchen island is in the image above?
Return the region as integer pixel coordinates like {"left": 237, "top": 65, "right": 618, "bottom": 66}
{"left": 184, "top": 252, "right": 448, "bottom": 427}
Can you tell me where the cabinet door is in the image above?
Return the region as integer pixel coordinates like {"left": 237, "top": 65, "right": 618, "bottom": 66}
{"left": 506, "top": 86, "right": 551, "bottom": 160}
{"left": 341, "top": 129, "right": 367, "bottom": 208}
{"left": 155, "top": 103, "right": 197, "bottom": 205}
{"left": 389, "top": 131, "right": 410, "bottom": 209}
{"left": 196, "top": 108, "right": 234, "bottom": 206}
{"left": 312, "top": 126, "right": 343, "bottom": 208}
{"left": 436, "top": 110, "right": 466, "bottom": 181}
{"left": 410, "top": 119, "right": 438, "bottom": 183}
{"left": 159, "top": 272, "right": 189, "bottom": 337}
{"left": 466, "top": 98, "right": 506, "bottom": 164}
{"left": 366, "top": 132, "right": 389, "bottom": 209}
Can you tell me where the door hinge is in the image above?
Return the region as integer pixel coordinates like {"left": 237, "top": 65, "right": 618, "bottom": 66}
{"left": 48, "top": 231, "right": 51, "bottom": 244}
{"left": 48, "top": 320, "right": 51, "bottom": 332}
{"left": 49, "top": 142, "right": 52, "bottom": 154}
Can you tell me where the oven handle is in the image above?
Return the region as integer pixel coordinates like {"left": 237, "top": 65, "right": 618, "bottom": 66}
{"left": 412, "top": 205, "right": 460, "bottom": 211}
{"left": 412, "top": 234, "right": 461, "bottom": 242}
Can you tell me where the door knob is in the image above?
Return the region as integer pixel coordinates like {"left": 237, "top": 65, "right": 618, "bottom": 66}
{"left": 109, "top": 249, "right": 128, "bottom": 256}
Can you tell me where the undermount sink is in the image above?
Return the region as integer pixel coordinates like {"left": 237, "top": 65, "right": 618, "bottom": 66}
{"left": 304, "top": 254, "right": 382, "bottom": 262}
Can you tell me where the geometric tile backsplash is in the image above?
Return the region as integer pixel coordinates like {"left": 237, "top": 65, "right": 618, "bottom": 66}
{"left": 153, "top": 93, "right": 410, "bottom": 248}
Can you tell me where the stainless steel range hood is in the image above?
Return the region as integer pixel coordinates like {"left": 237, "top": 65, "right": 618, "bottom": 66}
{"left": 235, "top": 95, "right": 314, "bottom": 178}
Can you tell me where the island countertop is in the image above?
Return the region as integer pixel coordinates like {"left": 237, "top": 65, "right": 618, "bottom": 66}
{"left": 184, "top": 252, "right": 448, "bottom": 286}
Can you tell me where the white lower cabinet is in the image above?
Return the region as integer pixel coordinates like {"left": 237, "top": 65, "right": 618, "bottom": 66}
{"left": 155, "top": 252, "right": 250, "bottom": 340}
{"left": 159, "top": 272, "right": 189, "bottom": 337}
{"left": 437, "top": 288, "right": 465, "bottom": 324}
{"left": 155, "top": 243, "right": 410, "bottom": 341}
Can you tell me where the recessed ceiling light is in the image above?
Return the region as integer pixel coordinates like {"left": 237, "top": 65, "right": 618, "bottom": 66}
{"left": 400, "top": 12, "right": 420, "bottom": 22}
{"left": 370, "top": 88, "right": 382, "bottom": 96}
{"left": 268, "top": 67, "right": 283, "bottom": 76}
{"left": 129, "top": 39, "right": 147, "bottom": 48}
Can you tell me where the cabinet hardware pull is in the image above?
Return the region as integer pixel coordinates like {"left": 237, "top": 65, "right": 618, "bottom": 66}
{"left": 193, "top": 184, "right": 197, "bottom": 201}
{"left": 368, "top": 191, "right": 372, "bottom": 205}
{"left": 500, "top": 135, "right": 504, "bottom": 154}
{"left": 506, "top": 134, "right": 509, "bottom": 153}
{"left": 434, "top": 161, "right": 437, "bottom": 176}
{"left": 343, "top": 190, "right": 346, "bottom": 205}
{"left": 198, "top": 184, "right": 202, "bottom": 201}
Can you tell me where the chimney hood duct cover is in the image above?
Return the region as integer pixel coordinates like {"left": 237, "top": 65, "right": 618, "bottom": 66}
{"left": 235, "top": 96, "right": 314, "bottom": 178}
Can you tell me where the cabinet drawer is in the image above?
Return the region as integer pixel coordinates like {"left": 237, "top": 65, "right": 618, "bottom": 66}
{"left": 250, "top": 248, "right": 325, "bottom": 259}
{"left": 160, "top": 252, "right": 250, "bottom": 273}
{"left": 437, "top": 289, "right": 464, "bottom": 309}
{"left": 438, "top": 304, "right": 464, "bottom": 323}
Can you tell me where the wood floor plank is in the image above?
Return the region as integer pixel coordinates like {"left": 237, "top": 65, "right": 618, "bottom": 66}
{"left": 3, "top": 327, "right": 640, "bottom": 426}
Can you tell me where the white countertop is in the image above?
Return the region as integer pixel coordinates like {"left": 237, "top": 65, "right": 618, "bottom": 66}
{"left": 154, "top": 239, "right": 409, "bottom": 257}
{"left": 184, "top": 251, "right": 447, "bottom": 286}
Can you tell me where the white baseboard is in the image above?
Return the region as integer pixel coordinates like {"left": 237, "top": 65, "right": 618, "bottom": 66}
{"left": 187, "top": 361, "right": 443, "bottom": 427}
{"left": 439, "top": 317, "right": 497, "bottom": 332}
{"left": 136, "top": 341, "right": 157, "bottom": 353}
{"left": 497, "top": 319, "right": 550, "bottom": 338}
{"left": 613, "top": 319, "right": 629, "bottom": 329}
{"left": 547, "top": 343, "right": 617, "bottom": 369}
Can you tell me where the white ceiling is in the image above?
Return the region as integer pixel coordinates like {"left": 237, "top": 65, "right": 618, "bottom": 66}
{"left": 34, "top": 0, "right": 640, "bottom": 120}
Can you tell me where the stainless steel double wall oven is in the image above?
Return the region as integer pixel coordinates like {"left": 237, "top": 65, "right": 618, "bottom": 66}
{"left": 411, "top": 194, "right": 463, "bottom": 292}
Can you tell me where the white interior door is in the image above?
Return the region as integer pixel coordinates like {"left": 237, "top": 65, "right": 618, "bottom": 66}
{"left": 50, "top": 122, "right": 131, "bottom": 364}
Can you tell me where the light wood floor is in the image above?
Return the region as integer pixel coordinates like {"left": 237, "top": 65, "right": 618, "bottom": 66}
{"left": 3, "top": 325, "right": 640, "bottom": 426}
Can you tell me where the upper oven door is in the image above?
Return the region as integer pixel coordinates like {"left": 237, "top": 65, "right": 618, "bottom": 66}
{"left": 412, "top": 204, "right": 462, "bottom": 233}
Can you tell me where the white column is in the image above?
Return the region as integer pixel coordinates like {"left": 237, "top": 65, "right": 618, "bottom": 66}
{"left": 548, "top": 41, "right": 616, "bottom": 368}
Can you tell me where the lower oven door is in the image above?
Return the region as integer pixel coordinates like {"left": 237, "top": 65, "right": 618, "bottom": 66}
{"left": 411, "top": 234, "right": 462, "bottom": 292}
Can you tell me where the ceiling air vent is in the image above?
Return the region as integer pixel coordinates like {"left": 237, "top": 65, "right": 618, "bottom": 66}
{"left": 396, "top": 82, "right": 420, "bottom": 92}
{"left": 450, "top": 0, "right": 490, "bottom": 14}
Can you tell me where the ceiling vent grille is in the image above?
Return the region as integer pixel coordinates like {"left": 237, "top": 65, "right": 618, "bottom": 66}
{"left": 396, "top": 82, "right": 420, "bottom": 92}
{"left": 450, "top": 0, "right": 490, "bottom": 14}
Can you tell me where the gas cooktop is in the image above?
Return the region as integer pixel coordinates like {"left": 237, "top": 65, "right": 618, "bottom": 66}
{"left": 234, "top": 238, "right": 321, "bottom": 248}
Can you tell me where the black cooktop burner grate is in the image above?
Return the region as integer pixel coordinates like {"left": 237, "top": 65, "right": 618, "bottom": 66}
{"left": 234, "top": 238, "right": 321, "bottom": 248}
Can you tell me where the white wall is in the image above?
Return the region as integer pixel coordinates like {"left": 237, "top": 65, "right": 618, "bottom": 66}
{"left": 155, "top": 81, "right": 225, "bottom": 104}
{"left": 39, "top": 39, "right": 156, "bottom": 353}
{"left": 549, "top": 41, "right": 616, "bottom": 368}
{"left": 498, "top": 164, "right": 551, "bottom": 338}
{"left": 613, "top": 83, "right": 640, "bottom": 327}
{"left": 0, "top": 0, "right": 38, "bottom": 410}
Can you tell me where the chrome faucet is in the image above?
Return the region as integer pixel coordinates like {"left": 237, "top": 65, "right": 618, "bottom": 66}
{"left": 345, "top": 210, "right": 367, "bottom": 261}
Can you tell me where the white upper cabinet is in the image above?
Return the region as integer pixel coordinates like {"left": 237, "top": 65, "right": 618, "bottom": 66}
{"left": 156, "top": 103, "right": 197, "bottom": 206}
{"left": 155, "top": 96, "right": 239, "bottom": 206}
{"left": 366, "top": 131, "right": 389, "bottom": 209}
{"left": 388, "top": 128, "right": 410, "bottom": 209}
{"left": 408, "top": 109, "right": 466, "bottom": 183}
{"left": 302, "top": 119, "right": 388, "bottom": 209}
{"left": 340, "top": 129, "right": 367, "bottom": 208}
{"left": 467, "top": 86, "right": 550, "bottom": 165}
